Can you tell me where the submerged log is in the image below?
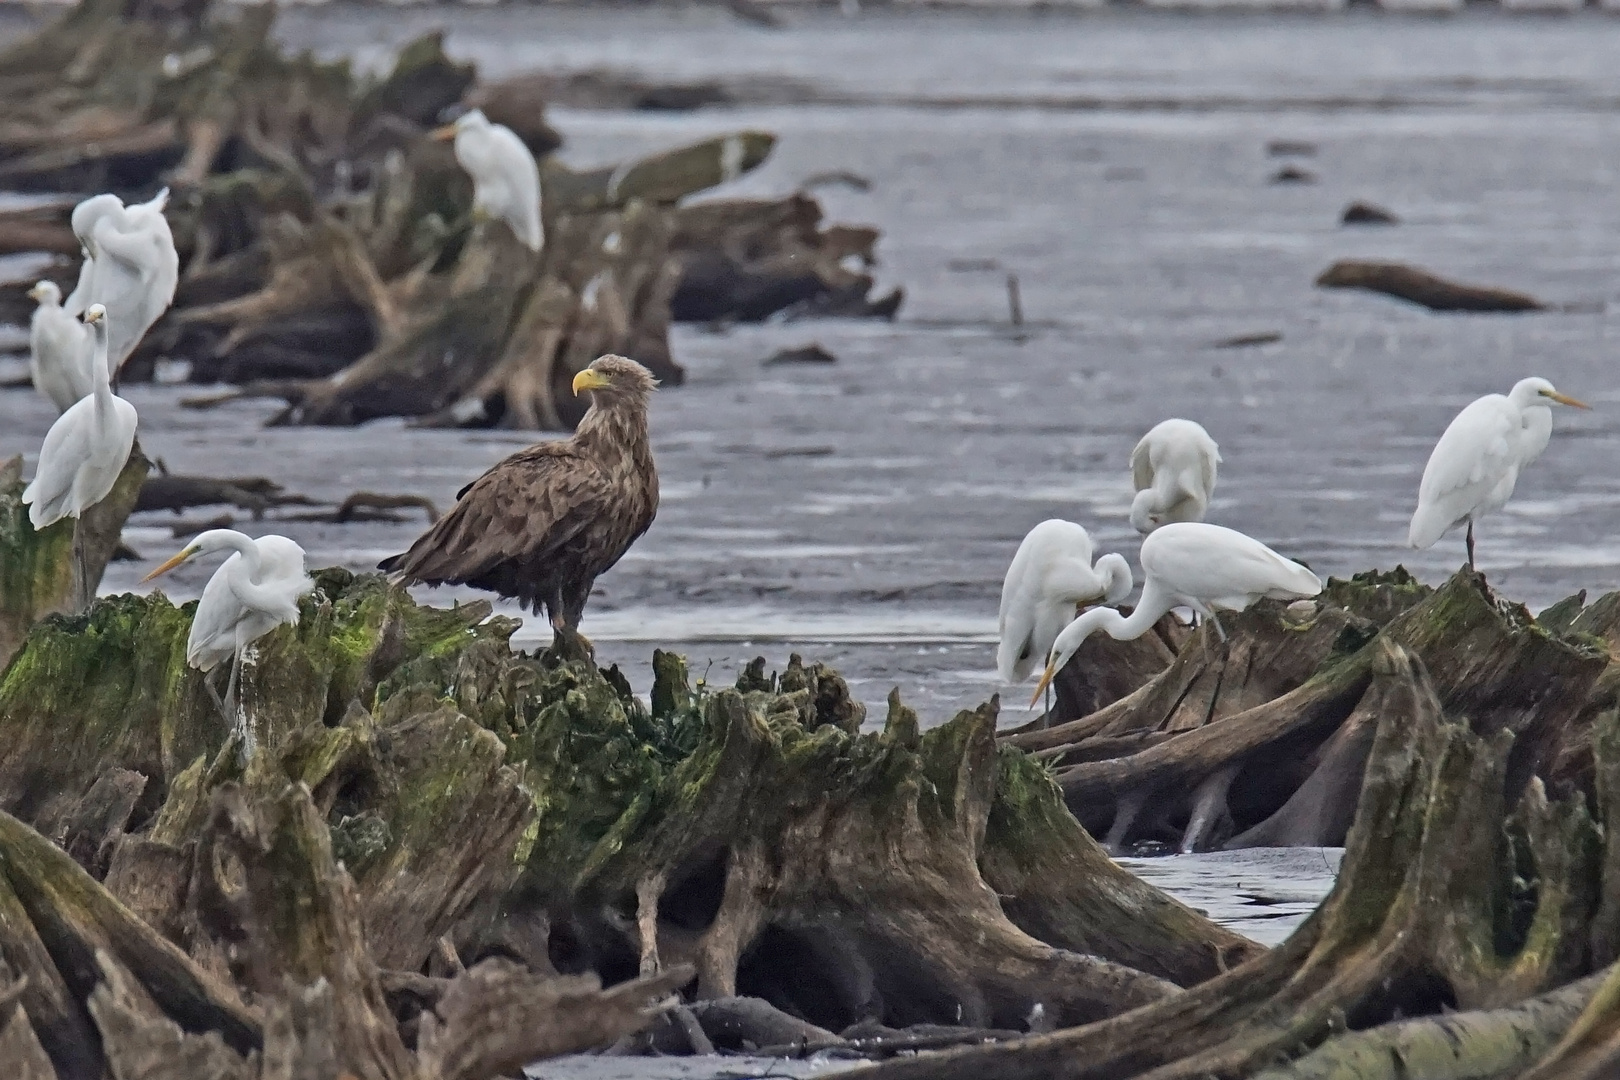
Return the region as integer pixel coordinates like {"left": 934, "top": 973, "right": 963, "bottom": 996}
{"left": 1315, "top": 259, "right": 1545, "bottom": 312}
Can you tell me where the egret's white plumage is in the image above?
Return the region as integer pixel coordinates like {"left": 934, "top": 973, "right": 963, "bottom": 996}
{"left": 27, "top": 280, "right": 94, "bottom": 414}
{"left": 436, "top": 110, "right": 544, "bottom": 252}
{"left": 1408, "top": 377, "right": 1589, "bottom": 567}
{"left": 143, "top": 529, "right": 312, "bottom": 672}
{"left": 21, "top": 305, "right": 138, "bottom": 530}
{"left": 1130, "top": 419, "right": 1221, "bottom": 534}
{"left": 63, "top": 193, "right": 124, "bottom": 317}
{"left": 997, "top": 520, "right": 1133, "bottom": 684}
{"left": 64, "top": 189, "right": 179, "bottom": 372}
{"left": 142, "top": 529, "right": 312, "bottom": 754}
{"left": 1031, "top": 522, "right": 1321, "bottom": 704}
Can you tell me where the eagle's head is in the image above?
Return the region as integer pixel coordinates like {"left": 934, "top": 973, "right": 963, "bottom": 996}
{"left": 572, "top": 355, "right": 659, "bottom": 403}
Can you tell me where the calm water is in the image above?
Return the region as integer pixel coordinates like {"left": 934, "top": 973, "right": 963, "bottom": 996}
{"left": 5, "top": 7, "right": 1620, "bottom": 724}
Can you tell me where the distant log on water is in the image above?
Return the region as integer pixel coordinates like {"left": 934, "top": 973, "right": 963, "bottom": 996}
{"left": 1315, "top": 259, "right": 1544, "bottom": 312}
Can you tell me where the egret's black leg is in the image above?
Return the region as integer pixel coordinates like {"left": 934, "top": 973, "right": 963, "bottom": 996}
{"left": 1466, "top": 521, "right": 1476, "bottom": 571}
{"left": 1209, "top": 612, "right": 1228, "bottom": 642}
{"left": 203, "top": 665, "right": 230, "bottom": 725}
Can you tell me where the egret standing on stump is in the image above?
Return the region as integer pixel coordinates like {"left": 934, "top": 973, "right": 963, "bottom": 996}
{"left": 433, "top": 109, "right": 544, "bottom": 253}
{"left": 1030, "top": 522, "right": 1321, "bottom": 706}
{"left": 380, "top": 355, "right": 659, "bottom": 639}
{"left": 27, "top": 280, "right": 93, "bottom": 414}
{"left": 1408, "top": 377, "right": 1589, "bottom": 569}
{"left": 1130, "top": 419, "right": 1221, "bottom": 534}
{"left": 998, "top": 519, "right": 1132, "bottom": 695}
{"left": 22, "top": 305, "right": 137, "bottom": 530}
{"left": 143, "top": 530, "right": 312, "bottom": 754}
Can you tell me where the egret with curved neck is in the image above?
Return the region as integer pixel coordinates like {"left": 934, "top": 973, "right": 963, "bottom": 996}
{"left": 1408, "top": 377, "right": 1588, "bottom": 569}
{"left": 997, "top": 519, "right": 1132, "bottom": 686}
{"left": 1030, "top": 521, "right": 1322, "bottom": 706}
{"left": 142, "top": 529, "right": 312, "bottom": 754}
{"left": 1130, "top": 418, "right": 1220, "bottom": 534}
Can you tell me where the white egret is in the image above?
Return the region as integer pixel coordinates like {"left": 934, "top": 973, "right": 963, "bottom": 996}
{"left": 63, "top": 193, "right": 124, "bottom": 317}
{"left": 27, "top": 281, "right": 94, "bottom": 414}
{"left": 997, "top": 519, "right": 1133, "bottom": 686}
{"left": 65, "top": 188, "right": 179, "bottom": 372}
{"left": 142, "top": 529, "right": 312, "bottom": 752}
{"left": 1408, "top": 377, "right": 1589, "bottom": 569}
{"left": 22, "top": 305, "right": 138, "bottom": 530}
{"left": 1030, "top": 522, "right": 1321, "bottom": 705}
{"left": 1130, "top": 419, "right": 1221, "bottom": 534}
{"left": 432, "top": 109, "right": 544, "bottom": 253}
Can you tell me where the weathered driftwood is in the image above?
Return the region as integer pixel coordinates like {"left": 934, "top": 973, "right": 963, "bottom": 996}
{"left": 1315, "top": 259, "right": 1544, "bottom": 311}
{"left": 860, "top": 637, "right": 1619, "bottom": 1079}
{"left": 0, "top": 0, "right": 895, "bottom": 429}
{"left": 1000, "top": 567, "right": 1608, "bottom": 858}
{"left": 0, "top": 560, "right": 1263, "bottom": 1076}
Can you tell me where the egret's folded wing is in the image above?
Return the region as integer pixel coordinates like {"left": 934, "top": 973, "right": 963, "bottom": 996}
{"left": 1129, "top": 433, "right": 1154, "bottom": 493}
{"left": 1417, "top": 398, "right": 1518, "bottom": 505}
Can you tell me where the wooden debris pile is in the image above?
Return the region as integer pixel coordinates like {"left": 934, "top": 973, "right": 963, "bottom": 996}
{"left": 0, "top": 0, "right": 898, "bottom": 430}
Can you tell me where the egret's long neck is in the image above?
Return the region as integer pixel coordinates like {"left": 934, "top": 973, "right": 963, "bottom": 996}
{"left": 219, "top": 538, "right": 297, "bottom": 616}
{"left": 88, "top": 320, "right": 112, "bottom": 409}
{"left": 1073, "top": 584, "right": 1169, "bottom": 643}
{"left": 1129, "top": 489, "right": 1157, "bottom": 533}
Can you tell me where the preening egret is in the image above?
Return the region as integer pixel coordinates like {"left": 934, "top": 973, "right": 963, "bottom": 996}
{"left": 997, "top": 519, "right": 1132, "bottom": 685}
{"left": 27, "top": 280, "right": 93, "bottom": 414}
{"left": 433, "top": 109, "right": 544, "bottom": 253}
{"left": 65, "top": 189, "right": 179, "bottom": 372}
{"left": 142, "top": 529, "right": 312, "bottom": 752}
{"left": 1030, "top": 522, "right": 1321, "bottom": 705}
{"left": 1130, "top": 419, "right": 1221, "bottom": 534}
{"left": 1408, "top": 377, "right": 1589, "bottom": 569}
{"left": 21, "top": 305, "right": 138, "bottom": 530}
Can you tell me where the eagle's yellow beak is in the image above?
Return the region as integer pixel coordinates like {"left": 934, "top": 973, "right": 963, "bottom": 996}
{"left": 572, "top": 369, "right": 612, "bottom": 396}
{"left": 430, "top": 124, "right": 458, "bottom": 142}
{"left": 1029, "top": 661, "right": 1058, "bottom": 709}
{"left": 141, "top": 545, "right": 197, "bottom": 583}
{"left": 1541, "top": 390, "right": 1592, "bottom": 410}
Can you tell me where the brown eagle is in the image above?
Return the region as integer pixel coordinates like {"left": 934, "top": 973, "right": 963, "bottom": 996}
{"left": 379, "top": 355, "right": 659, "bottom": 631}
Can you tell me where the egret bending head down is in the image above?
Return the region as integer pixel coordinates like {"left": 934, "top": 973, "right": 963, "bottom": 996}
{"left": 1130, "top": 418, "right": 1220, "bottom": 535}
{"left": 1408, "top": 377, "right": 1589, "bottom": 569}
{"left": 997, "top": 519, "right": 1132, "bottom": 685}
{"left": 1029, "top": 522, "right": 1321, "bottom": 706}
